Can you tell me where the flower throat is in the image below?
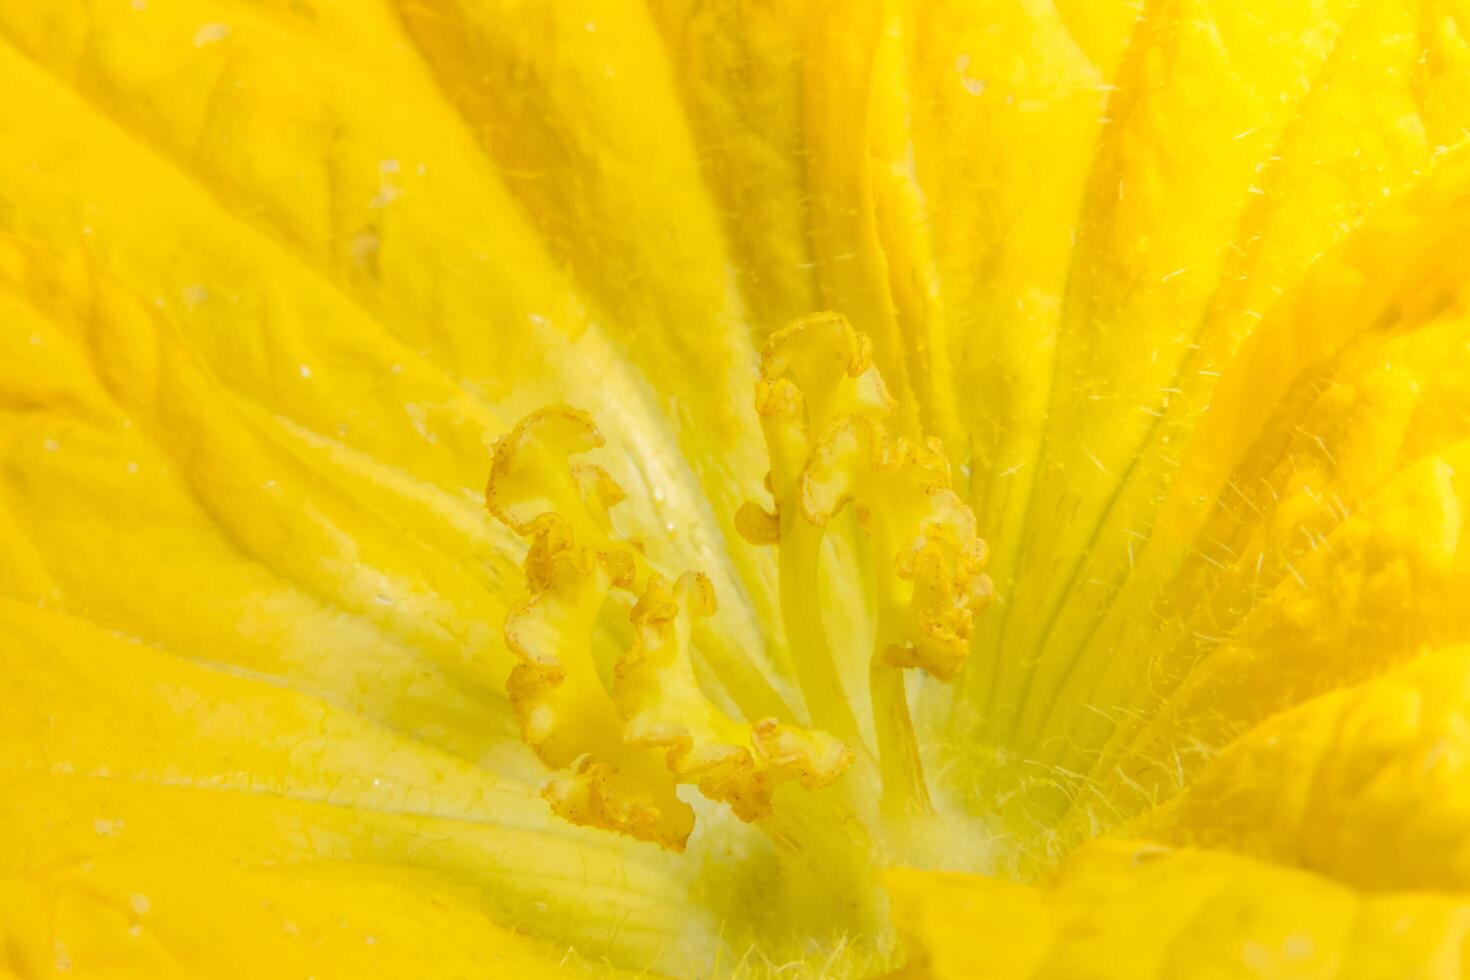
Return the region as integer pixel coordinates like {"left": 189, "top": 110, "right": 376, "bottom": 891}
{"left": 485, "top": 312, "right": 992, "bottom": 859}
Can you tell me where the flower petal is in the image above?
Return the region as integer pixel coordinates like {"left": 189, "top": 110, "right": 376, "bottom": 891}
{"left": 0, "top": 232, "right": 522, "bottom": 765}
{"left": 971, "top": 143, "right": 1470, "bottom": 857}
{"left": 889, "top": 841, "right": 1470, "bottom": 979}
{"left": 1138, "top": 646, "right": 1470, "bottom": 892}
{"left": 946, "top": 0, "right": 1470, "bottom": 757}
{"left": 0, "top": 0, "right": 783, "bottom": 701}
{"left": 0, "top": 600, "right": 696, "bottom": 967}
{"left": 0, "top": 855, "right": 593, "bottom": 979}
{"left": 1042, "top": 151, "right": 1470, "bottom": 844}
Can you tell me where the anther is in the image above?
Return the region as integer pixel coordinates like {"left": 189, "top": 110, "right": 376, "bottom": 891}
{"left": 487, "top": 406, "right": 852, "bottom": 849}
{"left": 488, "top": 312, "right": 990, "bottom": 847}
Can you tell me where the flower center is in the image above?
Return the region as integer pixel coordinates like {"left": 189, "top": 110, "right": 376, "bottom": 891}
{"left": 485, "top": 312, "right": 991, "bottom": 862}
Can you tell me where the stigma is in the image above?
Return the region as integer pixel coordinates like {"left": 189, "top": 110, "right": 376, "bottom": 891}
{"left": 485, "top": 313, "right": 991, "bottom": 850}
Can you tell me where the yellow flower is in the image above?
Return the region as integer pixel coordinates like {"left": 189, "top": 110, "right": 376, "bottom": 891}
{"left": 4, "top": 0, "right": 1470, "bottom": 976}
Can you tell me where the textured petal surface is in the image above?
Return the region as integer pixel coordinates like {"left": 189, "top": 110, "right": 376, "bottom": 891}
{"left": 0, "top": 857, "right": 587, "bottom": 980}
{"left": 4, "top": 0, "right": 1470, "bottom": 976}
{"left": 889, "top": 842, "right": 1470, "bottom": 979}
{"left": 1136, "top": 647, "right": 1470, "bottom": 892}
{"left": 0, "top": 601, "right": 696, "bottom": 970}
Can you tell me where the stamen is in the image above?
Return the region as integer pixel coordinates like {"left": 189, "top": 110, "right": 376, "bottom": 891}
{"left": 505, "top": 538, "right": 693, "bottom": 848}
{"left": 618, "top": 571, "right": 852, "bottom": 822}
{"left": 487, "top": 406, "right": 852, "bottom": 849}
{"left": 739, "top": 313, "right": 895, "bottom": 744}
{"left": 493, "top": 410, "right": 691, "bottom": 849}
{"left": 487, "top": 405, "right": 633, "bottom": 560}
{"left": 743, "top": 313, "right": 992, "bottom": 820}
{"left": 803, "top": 418, "right": 992, "bottom": 814}
{"left": 486, "top": 313, "right": 990, "bottom": 850}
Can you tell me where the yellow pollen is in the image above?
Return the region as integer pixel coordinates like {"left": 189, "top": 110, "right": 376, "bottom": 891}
{"left": 485, "top": 313, "right": 991, "bottom": 849}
